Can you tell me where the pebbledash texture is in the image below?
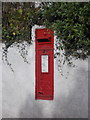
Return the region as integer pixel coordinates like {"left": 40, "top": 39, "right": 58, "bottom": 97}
{"left": 2, "top": 25, "right": 88, "bottom": 118}
{"left": 0, "top": 42, "right": 2, "bottom": 120}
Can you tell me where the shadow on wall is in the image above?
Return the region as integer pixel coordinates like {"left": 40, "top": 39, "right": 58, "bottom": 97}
{"left": 19, "top": 94, "right": 44, "bottom": 118}
{"left": 54, "top": 66, "right": 88, "bottom": 118}
{"left": 19, "top": 65, "right": 88, "bottom": 118}
{"left": 52, "top": 75, "right": 88, "bottom": 118}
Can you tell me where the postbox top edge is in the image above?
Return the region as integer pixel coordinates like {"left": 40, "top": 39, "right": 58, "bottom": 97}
{"left": 35, "top": 28, "right": 54, "bottom": 32}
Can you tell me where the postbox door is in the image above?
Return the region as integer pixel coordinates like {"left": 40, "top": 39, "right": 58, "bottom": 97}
{"left": 36, "top": 49, "right": 54, "bottom": 100}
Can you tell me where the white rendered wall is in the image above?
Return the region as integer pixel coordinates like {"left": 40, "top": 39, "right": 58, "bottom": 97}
{"left": 2, "top": 25, "right": 88, "bottom": 118}
{"left": 0, "top": 42, "right": 2, "bottom": 120}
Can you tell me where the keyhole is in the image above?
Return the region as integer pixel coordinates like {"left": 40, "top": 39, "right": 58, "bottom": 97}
{"left": 38, "top": 92, "right": 43, "bottom": 94}
{"left": 43, "top": 50, "right": 46, "bottom": 53}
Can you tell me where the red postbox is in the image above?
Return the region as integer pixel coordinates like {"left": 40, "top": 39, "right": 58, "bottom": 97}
{"left": 35, "top": 28, "right": 54, "bottom": 100}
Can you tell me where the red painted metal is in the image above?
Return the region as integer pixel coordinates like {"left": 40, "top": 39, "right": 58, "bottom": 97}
{"left": 35, "top": 28, "right": 54, "bottom": 100}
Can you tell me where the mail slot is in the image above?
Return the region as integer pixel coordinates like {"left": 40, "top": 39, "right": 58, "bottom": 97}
{"left": 35, "top": 28, "right": 54, "bottom": 100}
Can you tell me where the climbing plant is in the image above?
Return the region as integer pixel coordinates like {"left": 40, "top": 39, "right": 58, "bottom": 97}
{"left": 40, "top": 2, "right": 90, "bottom": 60}
{"left": 2, "top": 2, "right": 90, "bottom": 71}
{"left": 2, "top": 2, "right": 36, "bottom": 46}
{"left": 2, "top": 2, "right": 36, "bottom": 70}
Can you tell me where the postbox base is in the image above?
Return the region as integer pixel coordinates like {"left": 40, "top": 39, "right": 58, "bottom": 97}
{"left": 35, "top": 96, "right": 53, "bottom": 100}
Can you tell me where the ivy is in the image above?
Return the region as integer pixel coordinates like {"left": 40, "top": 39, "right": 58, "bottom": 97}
{"left": 2, "top": 2, "right": 90, "bottom": 71}
{"left": 40, "top": 2, "right": 90, "bottom": 60}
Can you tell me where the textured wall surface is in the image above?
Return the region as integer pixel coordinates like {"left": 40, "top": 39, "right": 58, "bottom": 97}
{"left": 0, "top": 43, "right": 2, "bottom": 119}
{"left": 2, "top": 26, "right": 88, "bottom": 118}
{"left": 0, "top": 1, "right": 2, "bottom": 119}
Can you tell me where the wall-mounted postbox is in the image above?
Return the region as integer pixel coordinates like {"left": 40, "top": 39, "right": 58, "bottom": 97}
{"left": 35, "top": 28, "right": 54, "bottom": 100}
